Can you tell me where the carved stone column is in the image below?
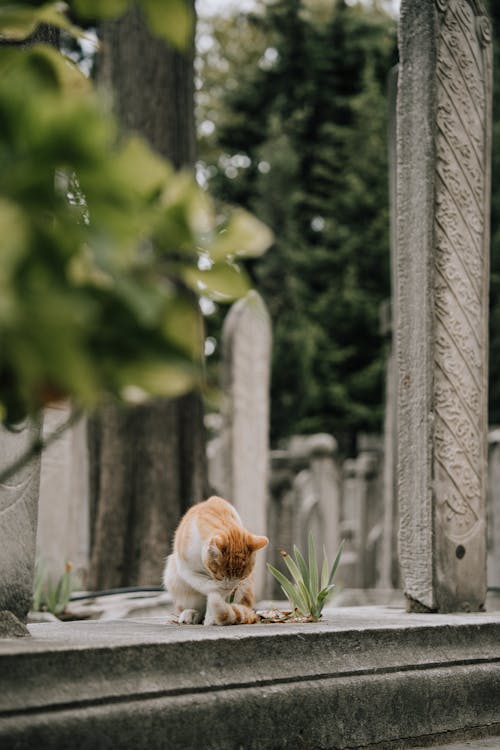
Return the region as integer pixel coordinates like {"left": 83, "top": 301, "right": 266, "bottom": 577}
{"left": 397, "top": 0, "right": 492, "bottom": 612}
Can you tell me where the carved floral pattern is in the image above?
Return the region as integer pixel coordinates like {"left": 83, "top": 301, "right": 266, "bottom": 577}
{"left": 433, "top": 0, "right": 491, "bottom": 543}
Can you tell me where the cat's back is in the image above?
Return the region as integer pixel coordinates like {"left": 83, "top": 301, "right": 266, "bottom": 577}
{"left": 175, "top": 496, "right": 242, "bottom": 558}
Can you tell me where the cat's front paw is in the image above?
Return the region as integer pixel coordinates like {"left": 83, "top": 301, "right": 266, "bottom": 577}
{"left": 178, "top": 608, "right": 203, "bottom": 625}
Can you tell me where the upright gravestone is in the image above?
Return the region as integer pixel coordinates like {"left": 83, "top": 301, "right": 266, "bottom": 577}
{"left": 221, "top": 291, "right": 272, "bottom": 597}
{"left": 341, "top": 450, "right": 380, "bottom": 589}
{"left": 288, "top": 433, "right": 341, "bottom": 563}
{"left": 37, "top": 404, "right": 90, "bottom": 586}
{"left": 397, "top": 0, "right": 492, "bottom": 611}
{"left": 0, "top": 420, "right": 41, "bottom": 624}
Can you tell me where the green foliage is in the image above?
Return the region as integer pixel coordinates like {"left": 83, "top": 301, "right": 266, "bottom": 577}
{"left": 267, "top": 533, "right": 343, "bottom": 621}
{"left": 0, "top": 0, "right": 194, "bottom": 49}
{"left": 198, "top": 0, "right": 397, "bottom": 448}
{"left": 32, "top": 560, "right": 73, "bottom": 615}
{"left": 0, "top": 2, "right": 272, "bottom": 423}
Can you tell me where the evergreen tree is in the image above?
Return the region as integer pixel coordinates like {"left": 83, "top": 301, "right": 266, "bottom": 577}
{"left": 199, "top": 0, "right": 397, "bottom": 450}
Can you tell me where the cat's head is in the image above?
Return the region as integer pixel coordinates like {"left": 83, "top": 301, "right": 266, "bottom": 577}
{"left": 203, "top": 528, "right": 268, "bottom": 584}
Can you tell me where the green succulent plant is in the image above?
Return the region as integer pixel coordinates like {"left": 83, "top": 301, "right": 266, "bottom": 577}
{"left": 268, "top": 533, "right": 343, "bottom": 622}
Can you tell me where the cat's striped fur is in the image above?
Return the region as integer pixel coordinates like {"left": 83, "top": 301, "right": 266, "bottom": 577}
{"left": 164, "top": 496, "right": 268, "bottom": 625}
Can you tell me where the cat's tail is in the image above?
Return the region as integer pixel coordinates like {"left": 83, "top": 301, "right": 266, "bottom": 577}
{"left": 206, "top": 596, "right": 259, "bottom": 625}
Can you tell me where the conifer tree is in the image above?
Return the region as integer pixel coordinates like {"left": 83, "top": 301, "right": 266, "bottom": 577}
{"left": 199, "top": 0, "right": 397, "bottom": 449}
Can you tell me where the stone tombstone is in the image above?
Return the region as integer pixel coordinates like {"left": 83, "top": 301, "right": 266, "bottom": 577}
{"left": 0, "top": 420, "right": 42, "bottom": 623}
{"left": 288, "top": 434, "right": 341, "bottom": 562}
{"left": 37, "top": 404, "right": 90, "bottom": 587}
{"left": 397, "top": 0, "right": 492, "bottom": 611}
{"left": 341, "top": 450, "right": 380, "bottom": 589}
{"left": 221, "top": 291, "right": 272, "bottom": 596}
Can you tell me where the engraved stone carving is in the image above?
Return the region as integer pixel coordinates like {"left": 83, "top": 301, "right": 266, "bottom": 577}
{"left": 397, "top": 0, "right": 491, "bottom": 611}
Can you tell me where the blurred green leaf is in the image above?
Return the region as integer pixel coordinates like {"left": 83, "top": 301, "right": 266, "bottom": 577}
{"left": 119, "top": 361, "right": 200, "bottom": 401}
{"left": 140, "top": 0, "right": 193, "bottom": 48}
{"left": 162, "top": 297, "right": 203, "bottom": 359}
{"left": 183, "top": 262, "right": 250, "bottom": 301}
{"left": 208, "top": 209, "right": 274, "bottom": 262}
{"left": 71, "top": 0, "right": 130, "bottom": 20}
{"left": 114, "top": 136, "right": 173, "bottom": 200}
{"left": 0, "top": 2, "right": 85, "bottom": 40}
{"left": 0, "top": 33, "right": 270, "bottom": 423}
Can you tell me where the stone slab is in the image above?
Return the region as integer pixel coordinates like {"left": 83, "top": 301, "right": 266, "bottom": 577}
{"left": 1, "top": 607, "right": 500, "bottom": 749}
{"left": 414, "top": 740, "right": 500, "bottom": 750}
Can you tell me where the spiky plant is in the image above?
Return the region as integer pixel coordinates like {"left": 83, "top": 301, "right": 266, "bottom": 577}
{"left": 268, "top": 533, "right": 343, "bottom": 621}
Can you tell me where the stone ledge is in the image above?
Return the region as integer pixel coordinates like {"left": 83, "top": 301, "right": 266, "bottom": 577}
{"left": 1, "top": 606, "right": 500, "bottom": 749}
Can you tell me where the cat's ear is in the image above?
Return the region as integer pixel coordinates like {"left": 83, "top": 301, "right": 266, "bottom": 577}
{"left": 208, "top": 535, "right": 225, "bottom": 557}
{"left": 248, "top": 534, "right": 269, "bottom": 552}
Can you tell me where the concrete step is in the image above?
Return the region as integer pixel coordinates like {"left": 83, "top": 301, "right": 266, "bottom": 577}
{"left": 413, "top": 740, "right": 500, "bottom": 749}
{"left": 1, "top": 606, "right": 500, "bottom": 749}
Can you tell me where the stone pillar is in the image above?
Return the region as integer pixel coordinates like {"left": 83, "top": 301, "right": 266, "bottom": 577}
{"left": 221, "top": 291, "right": 272, "bottom": 597}
{"left": 397, "top": 0, "right": 492, "bottom": 612}
{"left": 37, "top": 404, "right": 90, "bottom": 587}
{"left": 0, "top": 420, "right": 41, "bottom": 623}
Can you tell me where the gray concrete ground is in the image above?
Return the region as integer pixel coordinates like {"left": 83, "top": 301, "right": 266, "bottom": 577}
{"left": 1, "top": 606, "right": 500, "bottom": 749}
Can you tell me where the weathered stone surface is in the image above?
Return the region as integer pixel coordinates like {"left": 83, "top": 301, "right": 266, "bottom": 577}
{"left": 397, "top": 0, "right": 492, "bottom": 611}
{"left": 0, "top": 420, "right": 41, "bottom": 622}
{"left": 37, "top": 404, "right": 89, "bottom": 585}
{"left": 0, "top": 611, "right": 30, "bottom": 639}
{"left": 1, "top": 608, "right": 500, "bottom": 748}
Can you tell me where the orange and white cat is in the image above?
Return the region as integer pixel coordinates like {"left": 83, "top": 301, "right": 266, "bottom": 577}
{"left": 164, "top": 496, "right": 268, "bottom": 625}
